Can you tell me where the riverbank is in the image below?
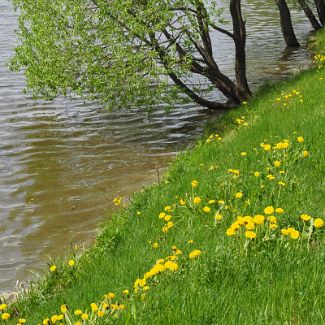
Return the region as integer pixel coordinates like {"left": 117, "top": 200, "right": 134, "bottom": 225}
{"left": 1, "top": 30, "right": 325, "bottom": 324}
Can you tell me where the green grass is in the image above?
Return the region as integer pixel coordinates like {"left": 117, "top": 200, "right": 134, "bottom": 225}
{"left": 1, "top": 30, "right": 325, "bottom": 325}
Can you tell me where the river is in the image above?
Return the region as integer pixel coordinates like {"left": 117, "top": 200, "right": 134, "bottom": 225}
{"left": 0, "top": 0, "right": 313, "bottom": 293}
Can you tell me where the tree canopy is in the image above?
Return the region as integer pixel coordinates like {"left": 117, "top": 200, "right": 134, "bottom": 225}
{"left": 10, "top": 0, "right": 252, "bottom": 110}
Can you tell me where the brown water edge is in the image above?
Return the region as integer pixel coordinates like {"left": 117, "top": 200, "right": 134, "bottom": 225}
{"left": 0, "top": 0, "right": 314, "bottom": 294}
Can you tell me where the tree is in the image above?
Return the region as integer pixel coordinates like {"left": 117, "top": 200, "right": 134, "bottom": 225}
{"left": 275, "top": 0, "right": 300, "bottom": 47}
{"left": 298, "top": 0, "right": 322, "bottom": 30}
{"left": 314, "top": 0, "right": 325, "bottom": 25}
{"left": 10, "top": 0, "right": 251, "bottom": 111}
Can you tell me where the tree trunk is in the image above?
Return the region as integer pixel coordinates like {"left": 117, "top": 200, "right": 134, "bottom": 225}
{"left": 315, "top": 0, "right": 325, "bottom": 25}
{"left": 275, "top": 0, "right": 300, "bottom": 47}
{"left": 298, "top": 0, "right": 322, "bottom": 30}
{"left": 230, "top": 0, "right": 252, "bottom": 100}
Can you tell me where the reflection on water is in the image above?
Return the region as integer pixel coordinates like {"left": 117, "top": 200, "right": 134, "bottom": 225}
{"left": 0, "top": 0, "right": 313, "bottom": 292}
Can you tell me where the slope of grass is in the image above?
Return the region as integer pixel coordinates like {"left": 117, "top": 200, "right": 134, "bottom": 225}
{"left": 1, "top": 30, "right": 325, "bottom": 324}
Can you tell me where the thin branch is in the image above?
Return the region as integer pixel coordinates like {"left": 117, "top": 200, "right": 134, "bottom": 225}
{"left": 209, "top": 23, "right": 235, "bottom": 39}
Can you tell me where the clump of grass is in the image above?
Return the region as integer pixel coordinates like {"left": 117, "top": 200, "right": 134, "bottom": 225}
{"left": 1, "top": 30, "right": 325, "bottom": 325}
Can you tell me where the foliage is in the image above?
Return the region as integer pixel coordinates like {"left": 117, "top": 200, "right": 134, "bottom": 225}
{"left": 10, "top": 0, "right": 229, "bottom": 109}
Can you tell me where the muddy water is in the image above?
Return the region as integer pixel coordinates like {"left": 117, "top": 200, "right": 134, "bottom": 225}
{"left": 0, "top": 0, "right": 312, "bottom": 292}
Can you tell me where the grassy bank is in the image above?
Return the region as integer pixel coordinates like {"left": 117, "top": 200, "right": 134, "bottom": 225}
{"left": 1, "top": 30, "right": 325, "bottom": 324}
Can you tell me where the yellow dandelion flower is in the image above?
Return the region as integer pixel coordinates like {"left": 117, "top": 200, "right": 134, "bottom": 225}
{"left": 60, "top": 305, "right": 67, "bottom": 313}
{"left": 245, "top": 231, "right": 256, "bottom": 239}
{"left": 228, "top": 169, "right": 240, "bottom": 175}
{"left": 208, "top": 199, "right": 216, "bottom": 204}
{"left": 58, "top": 314, "right": 64, "bottom": 320}
{"left": 281, "top": 228, "right": 290, "bottom": 236}
{"left": 275, "top": 208, "right": 284, "bottom": 214}
{"left": 226, "top": 228, "right": 236, "bottom": 236}
{"left": 290, "top": 229, "right": 300, "bottom": 240}
{"left": 123, "top": 289, "right": 129, "bottom": 295}
{"left": 1, "top": 313, "right": 10, "bottom": 320}
{"left": 191, "top": 180, "right": 199, "bottom": 188}
{"left": 50, "top": 265, "right": 57, "bottom": 272}
{"left": 18, "top": 319, "right": 27, "bottom": 324}
{"left": 162, "top": 226, "right": 169, "bottom": 233}
{"left": 252, "top": 215, "right": 265, "bottom": 225}
{"left": 273, "top": 160, "right": 281, "bottom": 168}
{"left": 156, "top": 258, "right": 165, "bottom": 264}
{"left": 278, "top": 181, "right": 286, "bottom": 186}
{"left": 203, "top": 206, "right": 211, "bottom": 213}
{"left": 164, "top": 215, "right": 172, "bottom": 222}
{"left": 268, "top": 216, "right": 277, "bottom": 223}
{"left": 0, "top": 304, "right": 7, "bottom": 311}
{"left": 167, "top": 221, "right": 174, "bottom": 229}
{"left": 243, "top": 215, "right": 253, "bottom": 223}
{"left": 158, "top": 212, "right": 166, "bottom": 219}
{"left": 264, "top": 206, "right": 274, "bottom": 215}
{"left": 81, "top": 313, "right": 89, "bottom": 321}
{"left": 269, "top": 223, "right": 278, "bottom": 230}
{"left": 167, "top": 255, "right": 177, "bottom": 261}
{"left": 134, "top": 278, "right": 146, "bottom": 290}
{"left": 274, "top": 141, "right": 289, "bottom": 149}
{"left": 105, "top": 292, "right": 115, "bottom": 299}
{"left": 179, "top": 199, "right": 186, "bottom": 205}
{"left": 266, "top": 174, "right": 275, "bottom": 180}
{"left": 235, "top": 192, "right": 243, "bottom": 199}
{"left": 254, "top": 171, "right": 260, "bottom": 177}
{"left": 97, "top": 311, "right": 105, "bottom": 317}
{"left": 245, "top": 221, "right": 255, "bottom": 230}
{"left": 51, "top": 315, "right": 58, "bottom": 323}
{"left": 111, "top": 304, "right": 119, "bottom": 310}
{"left": 74, "top": 310, "right": 83, "bottom": 316}
{"left": 113, "top": 196, "right": 122, "bottom": 206}
{"left": 193, "top": 197, "right": 201, "bottom": 204}
{"left": 240, "top": 152, "right": 247, "bottom": 156}
{"left": 90, "top": 303, "right": 98, "bottom": 312}
{"left": 152, "top": 242, "right": 159, "bottom": 249}
{"left": 164, "top": 261, "right": 179, "bottom": 271}
{"left": 68, "top": 259, "right": 75, "bottom": 267}
{"left": 297, "top": 136, "right": 304, "bottom": 143}
{"left": 118, "top": 304, "right": 126, "bottom": 310}
{"left": 302, "top": 150, "right": 309, "bottom": 157}
{"left": 314, "top": 218, "right": 324, "bottom": 228}
{"left": 189, "top": 249, "right": 202, "bottom": 259}
{"left": 164, "top": 205, "right": 172, "bottom": 212}
{"left": 263, "top": 144, "right": 271, "bottom": 151}
{"left": 215, "top": 214, "right": 223, "bottom": 221}
{"left": 188, "top": 239, "right": 194, "bottom": 244}
{"left": 300, "top": 214, "right": 311, "bottom": 221}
